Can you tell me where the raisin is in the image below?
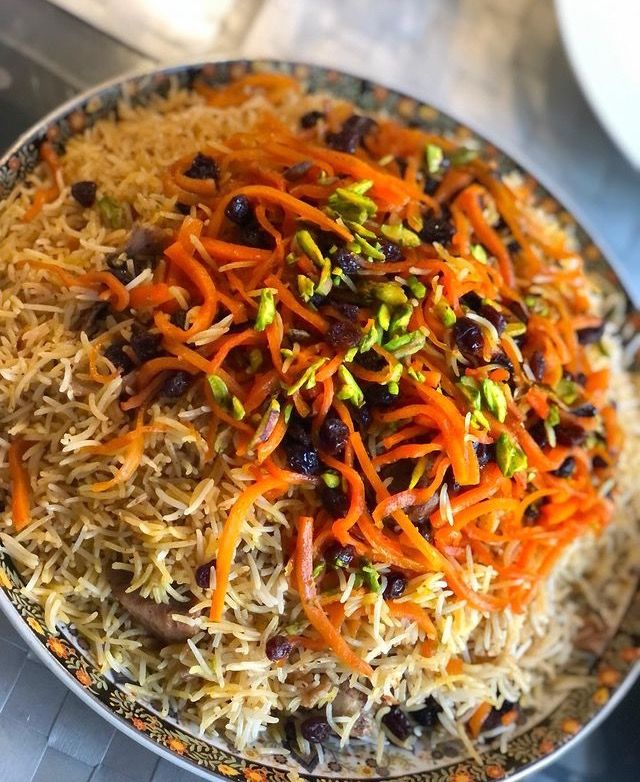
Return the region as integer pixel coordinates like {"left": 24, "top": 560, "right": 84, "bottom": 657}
{"left": 325, "top": 543, "right": 355, "bottom": 569}
{"left": 183, "top": 152, "right": 218, "bottom": 180}
{"left": 383, "top": 571, "right": 406, "bottom": 599}
{"left": 506, "top": 299, "right": 529, "bottom": 324}
{"left": 453, "top": 317, "right": 484, "bottom": 359}
{"left": 571, "top": 403, "right": 597, "bottom": 418}
{"left": 364, "top": 384, "right": 395, "bottom": 408}
{"left": 491, "top": 352, "right": 513, "bottom": 373}
{"left": 240, "top": 220, "right": 272, "bottom": 249}
{"left": 285, "top": 442, "right": 320, "bottom": 476}
{"left": 325, "top": 114, "right": 376, "bottom": 153}
{"left": 318, "top": 484, "right": 349, "bottom": 519}
{"left": 195, "top": 559, "right": 215, "bottom": 588}
{"left": 171, "top": 309, "right": 188, "bottom": 330}
{"left": 300, "top": 110, "right": 325, "bottom": 129}
{"left": 482, "top": 701, "right": 519, "bottom": 732}
{"left": 592, "top": 455, "right": 608, "bottom": 469}
{"left": 333, "top": 248, "right": 360, "bottom": 276}
{"left": 130, "top": 330, "right": 163, "bottom": 363}
{"left": 382, "top": 706, "right": 412, "bottom": 741}
{"left": 479, "top": 303, "right": 506, "bottom": 335}
{"left": 175, "top": 202, "right": 191, "bottom": 215}
{"left": 378, "top": 239, "right": 403, "bottom": 262}
{"left": 300, "top": 716, "right": 331, "bottom": 744}
{"left": 417, "top": 520, "right": 435, "bottom": 544}
{"left": 103, "top": 340, "right": 133, "bottom": 374}
{"left": 577, "top": 322, "right": 605, "bottom": 345}
{"left": 266, "top": 635, "right": 294, "bottom": 661}
{"left": 162, "top": 370, "right": 191, "bottom": 397}
{"left": 78, "top": 301, "right": 109, "bottom": 339}
{"left": 71, "top": 180, "right": 97, "bottom": 207}
{"left": 529, "top": 350, "right": 546, "bottom": 382}
{"left": 528, "top": 420, "right": 548, "bottom": 448}
{"left": 106, "top": 254, "right": 134, "bottom": 285}
{"left": 319, "top": 415, "right": 349, "bottom": 456}
{"left": 555, "top": 423, "right": 586, "bottom": 447}
{"left": 355, "top": 351, "right": 385, "bottom": 371}
{"left": 419, "top": 215, "right": 454, "bottom": 244}
{"left": 350, "top": 402, "right": 371, "bottom": 432}
{"left": 552, "top": 456, "right": 576, "bottom": 478}
{"left": 283, "top": 160, "right": 313, "bottom": 181}
{"left": 411, "top": 697, "right": 442, "bottom": 728}
{"left": 326, "top": 320, "right": 361, "bottom": 349}
{"left": 286, "top": 413, "right": 313, "bottom": 446}
{"left": 224, "top": 195, "right": 252, "bottom": 225}
{"left": 474, "top": 441, "right": 496, "bottom": 467}
{"left": 333, "top": 302, "right": 359, "bottom": 320}
{"left": 460, "top": 291, "right": 483, "bottom": 310}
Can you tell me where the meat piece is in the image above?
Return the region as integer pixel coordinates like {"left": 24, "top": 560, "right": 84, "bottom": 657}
{"left": 110, "top": 570, "right": 195, "bottom": 644}
{"left": 331, "top": 687, "right": 373, "bottom": 738}
{"left": 75, "top": 301, "right": 110, "bottom": 338}
{"left": 125, "top": 224, "right": 170, "bottom": 267}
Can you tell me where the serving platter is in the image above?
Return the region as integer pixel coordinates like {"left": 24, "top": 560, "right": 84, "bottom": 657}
{"left": 0, "top": 59, "right": 638, "bottom": 782}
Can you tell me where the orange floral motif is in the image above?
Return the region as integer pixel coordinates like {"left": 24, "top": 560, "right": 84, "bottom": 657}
{"left": 486, "top": 764, "right": 505, "bottom": 779}
{"left": 449, "top": 772, "right": 472, "bottom": 782}
{"left": 592, "top": 687, "right": 609, "bottom": 706}
{"left": 132, "top": 717, "right": 148, "bottom": 732}
{"left": 561, "top": 718, "right": 581, "bottom": 735}
{"left": 167, "top": 737, "right": 187, "bottom": 754}
{"left": 26, "top": 616, "right": 44, "bottom": 634}
{"left": 598, "top": 667, "right": 621, "bottom": 687}
{"left": 539, "top": 738, "right": 554, "bottom": 754}
{"left": 47, "top": 636, "right": 69, "bottom": 659}
{"left": 243, "top": 767, "right": 267, "bottom": 782}
{"left": 217, "top": 764, "right": 241, "bottom": 777}
{"left": 0, "top": 568, "right": 13, "bottom": 589}
{"left": 75, "top": 668, "right": 92, "bottom": 687}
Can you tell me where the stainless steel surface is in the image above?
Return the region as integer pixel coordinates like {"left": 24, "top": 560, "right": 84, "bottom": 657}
{"left": 0, "top": 0, "right": 638, "bottom": 780}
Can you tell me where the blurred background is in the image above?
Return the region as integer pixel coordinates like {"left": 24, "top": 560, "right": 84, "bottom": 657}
{"left": 0, "top": 1, "right": 638, "bottom": 780}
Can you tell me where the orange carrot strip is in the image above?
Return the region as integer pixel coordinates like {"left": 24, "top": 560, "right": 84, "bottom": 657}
{"left": 387, "top": 601, "right": 437, "bottom": 639}
{"left": 468, "top": 702, "right": 491, "bottom": 738}
{"left": 8, "top": 439, "right": 31, "bottom": 531}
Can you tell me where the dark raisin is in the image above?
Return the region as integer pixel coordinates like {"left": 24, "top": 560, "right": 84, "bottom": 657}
{"left": 333, "top": 302, "right": 359, "bottom": 320}
{"left": 325, "top": 543, "right": 355, "bottom": 569}
{"left": 0, "top": 493, "right": 6, "bottom": 513}
{"left": 423, "top": 176, "right": 439, "bottom": 195}
{"left": 333, "top": 248, "right": 360, "bottom": 276}
{"left": 592, "top": 455, "right": 608, "bottom": 469}
{"left": 577, "top": 322, "right": 605, "bottom": 345}
{"left": 507, "top": 239, "right": 521, "bottom": 254}
{"left": 523, "top": 502, "right": 541, "bottom": 524}
{"left": 383, "top": 571, "right": 407, "bottom": 599}
{"left": 417, "top": 520, "right": 435, "bottom": 544}
{"left": 479, "top": 303, "right": 506, "bottom": 335}
{"left": 492, "top": 352, "right": 513, "bottom": 373}
{"left": 571, "top": 403, "right": 597, "bottom": 418}
{"left": 301, "top": 716, "right": 331, "bottom": 744}
{"left": 395, "top": 156, "right": 408, "bottom": 178}
{"left": 183, "top": 152, "right": 218, "bottom": 180}
{"left": 285, "top": 442, "right": 320, "bottom": 476}
{"left": 350, "top": 402, "right": 371, "bottom": 432}
{"left": 319, "top": 415, "right": 349, "bottom": 456}
{"left": 266, "top": 635, "right": 294, "bottom": 661}
{"left": 71, "top": 180, "right": 97, "bottom": 207}
{"left": 325, "top": 114, "right": 376, "bottom": 153}
{"left": 506, "top": 300, "right": 529, "bottom": 324}
{"left": 574, "top": 372, "right": 587, "bottom": 386}
{"left": 318, "top": 484, "right": 349, "bottom": 519}
{"left": 326, "top": 320, "right": 361, "bottom": 349}
{"left": 78, "top": 301, "right": 110, "bottom": 339}
{"left": 364, "top": 384, "right": 395, "bottom": 408}
{"left": 453, "top": 317, "right": 484, "bottom": 359}
{"left": 224, "top": 195, "right": 252, "bottom": 225}
{"left": 555, "top": 423, "right": 586, "bottom": 447}
{"left": 106, "top": 254, "right": 134, "bottom": 285}
{"left": 382, "top": 706, "right": 412, "bottom": 741}
{"left": 195, "top": 559, "right": 216, "bottom": 588}
{"left": 529, "top": 351, "right": 546, "bottom": 382}
{"left": 411, "top": 697, "right": 442, "bottom": 728}
{"left": 552, "top": 456, "right": 576, "bottom": 478}
{"left": 130, "top": 330, "right": 163, "bottom": 363}
{"left": 103, "top": 340, "right": 133, "bottom": 374}
{"left": 162, "top": 370, "right": 191, "bottom": 397}
{"left": 300, "top": 110, "right": 325, "bottom": 129}
{"left": 419, "top": 215, "right": 454, "bottom": 244}
{"left": 309, "top": 293, "right": 326, "bottom": 308}
{"left": 286, "top": 413, "right": 313, "bottom": 446}
{"left": 482, "top": 701, "right": 518, "bottom": 732}
{"left": 171, "top": 309, "right": 188, "bottom": 330}
{"left": 240, "top": 220, "right": 272, "bottom": 249}
{"left": 355, "top": 351, "right": 385, "bottom": 371}
{"left": 284, "top": 160, "right": 313, "bottom": 181}
{"left": 460, "top": 291, "right": 483, "bottom": 310}
{"left": 474, "top": 441, "right": 496, "bottom": 467}
{"left": 378, "top": 239, "right": 403, "bottom": 262}
{"left": 529, "top": 420, "right": 548, "bottom": 448}
{"left": 175, "top": 201, "right": 191, "bottom": 215}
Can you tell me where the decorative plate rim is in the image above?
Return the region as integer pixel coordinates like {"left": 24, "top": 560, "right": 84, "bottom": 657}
{"left": 0, "top": 57, "right": 638, "bottom": 782}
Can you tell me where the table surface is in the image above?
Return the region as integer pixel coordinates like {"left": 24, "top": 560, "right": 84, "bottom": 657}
{"left": 0, "top": 1, "right": 638, "bottom": 780}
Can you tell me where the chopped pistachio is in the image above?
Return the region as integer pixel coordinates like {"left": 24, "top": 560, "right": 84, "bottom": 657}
{"left": 359, "top": 322, "right": 382, "bottom": 353}
{"left": 471, "top": 409, "right": 490, "bottom": 430}
{"left": 390, "top": 303, "right": 413, "bottom": 335}
{"left": 255, "top": 289, "right": 276, "bottom": 331}
{"left": 316, "top": 257, "right": 333, "bottom": 296}
{"left": 336, "top": 365, "right": 365, "bottom": 407}
{"left": 231, "top": 396, "right": 246, "bottom": 420}
{"left": 297, "top": 274, "right": 315, "bottom": 303}
{"left": 349, "top": 236, "right": 386, "bottom": 261}
{"left": 283, "top": 403, "right": 293, "bottom": 424}
{"left": 458, "top": 376, "right": 481, "bottom": 410}
{"left": 381, "top": 223, "right": 421, "bottom": 248}
{"left": 407, "top": 366, "right": 425, "bottom": 382}
{"left": 286, "top": 358, "right": 327, "bottom": 396}
{"left": 547, "top": 404, "right": 560, "bottom": 427}
{"left": 97, "top": 195, "right": 125, "bottom": 229}
{"left": 328, "top": 181, "right": 377, "bottom": 223}
{"left": 376, "top": 302, "right": 392, "bottom": 331}
{"left": 360, "top": 561, "right": 381, "bottom": 592}
{"left": 321, "top": 471, "right": 341, "bottom": 489}
{"left": 366, "top": 281, "right": 408, "bottom": 306}
{"left": 312, "top": 562, "right": 326, "bottom": 579}
{"left": 449, "top": 147, "right": 478, "bottom": 166}
{"left": 496, "top": 432, "right": 528, "bottom": 477}
{"left": 384, "top": 329, "right": 426, "bottom": 358}
{"left": 248, "top": 348, "right": 263, "bottom": 374}
{"left": 346, "top": 179, "right": 374, "bottom": 195}
{"left": 344, "top": 346, "right": 358, "bottom": 363}
{"left": 407, "top": 275, "right": 427, "bottom": 299}
{"left": 388, "top": 381, "right": 400, "bottom": 395}
{"left": 409, "top": 456, "right": 428, "bottom": 489}
{"left": 556, "top": 377, "right": 579, "bottom": 405}
{"left": 435, "top": 300, "right": 457, "bottom": 327}
{"left": 295, "top": 229, "right": 324, "bottom": 266}
{"left": 524, "top": 294, "right": 549, "bottom": 316}
{"left": 504, "top": 321, "right": 527, "bottom": 338}
{"left": 426, "top": 143, "right": 444, "bottom": 175}
{"left": 285, "top": 252, "right": 296, "bottom": 265}
{"left": 345, "top": 220, "right": 377, "bottom": 239}
{"left": 470, "top": 243, "right": 488, "bottom": 263}
{"left": 249, "top": 399, "right": 280, "bottom": 447}
{"left": 388, "top": 362, "right": 403, "bottom": 384}
{"left": 280, "top": 348, "right": 294, "bottom": 359}
{"left": 207, "top": 374, "right": 229, "bottom": 405}
{"left": 481, "top": 378, "right": 507, "bottom": 423}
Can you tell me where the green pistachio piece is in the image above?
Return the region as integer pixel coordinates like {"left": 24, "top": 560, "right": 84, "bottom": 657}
{"left": 390, "top": 303, "right": 413, "bottom": 335}
{"left": 231, "top": 396, "right": 246, "bottom": 420}
{"left": 207, "top": 374, "right": 229, "bottom": 405}
{"left": 312, "top": 562, "right": 326, "bottom": 579}
{"left": 387, "top": 381, "right": 400, "bottom": 395}
{"left": 336, "top": 365, "right": 365, "bottom": 407}
{"left": 321, "top": 471, "right": 341, "bottom": 489}
{"left": 496, "top": 432, "right": 528, "bottom": 477}
{"left": 297, "top": 274, "right": 315, "bottom": 302}
{"left": 255, "top": 289, "right": 276, "bottom": 331}
{"left": 316, "top": 257, "right": 333, "bottom": 296}
{"left": 283, "top": 403, "right": 293, "bottom": 423}
{"left": 249, "top": 398, "right": 281, "bottom": 448}
{"left": 344, "top": 346, "right": 358, "bottom": 363}
{"left": 458, "top": 376, "right": 481, "bottom": 410}
{"left": 471, "top": 243, "right": 488, "bottom": 263}
{"left": 359, "top": 322, "right": 382, "bottom": 353}
{"left": 556, "top": 377, "right": 579, "bottom": 405}
{"left": 449, "top": 147, "right": 478, "bottom": 166}
{"left": 295, "top": 230, "right": 324, "bottom": 266}
{"left": 349, "top": 236, "right": 386, "bottom": 261}
{"left": 248, "top": 348, "right": 263, "bottom": 374}
{"left": 406, "top": 275, "right": 427, "bottom": 299}
{"left": 407, "top": 366, "right": 425, "bottom": 382}
{"left": 504, "top": 322, "right": 527, "bottom": 338}
{"left": 97, "top": 195, "right": 125, "bottom": 229}
{"left": 426, "top": 143, "right": 444, "bottom": 175}
{"left": 366, "top": 281, "right": 408, "bottom": 306}
{"left": 360, "top": 561, "right": 381, "bottom": 592}
{"left": 380, "top": 223, "right": 421, "bottom": 248}
{"left": 481, "top": 378, "right": 507, "bottom": 423}
{"left": 435, "top": 300, "right": 457, "bottom": 327}
{"left": 286, "top": 358, "right": 327, "bottom": 396}
{"left": 547, "top": 404, "right": 560, "bottom": 427}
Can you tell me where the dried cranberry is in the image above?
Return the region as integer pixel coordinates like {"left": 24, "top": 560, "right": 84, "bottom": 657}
{"left": 266, "top": 635, "right": 294, "bottom": 661}
{"left": 325, "top": 543, "right": 355, "bottom": 569}
{"left": 378, "top": 239, "right": 403, "bottom": 262}
{"left": 284, "top": 160, "right": 313, "bottom": 181}
{"left": 318, "top": 484, "right": 349, "bottom": 519}
{"left": 71, "top": 180, "right": 97, "bottom": 207}
{"left": 479, "top": 303, "right": 506, "bottom": 335}
{"left": 419, "top": 215, "right": 454, "bottom": 244}
{"left": 195, "top": 559, "right": 215, "bottom": 588}
{"left": 326, "top": 114, "right": 376, "bottom": 153}
{"left": 555, "top": 423, "right": 586, "bottom": 447}
{"left": 130, "top": 330, "right": 163, "bottom": 363}
{"left": 103, "top": 340, "right": 133, "bottom": 374}
{"left": 552, "top": 456, "right": 576, "bottom": 478}
{"left": 285, "top": 442, "right": 320, "bottom": 476}
{"left": 364, "top": 384, "right": 395, "bottom": 408}
{"left": 333, "top": 248, "right": 360, "bottom": 276}
{"left": 382, "top": 706, "right": 412, "bottom": 741}
{"left": 577, "top": 322, "right": 605, "bottom": 345}
{"left": 300, "top": 110, "right": 325, "bottom": 129}
{"left": 453, "top": 317, "right": 484, "bottom": 359}
{"left": 183, "top": 152, "right": 218, "bottom": 180}
{"left": 383, "top": 571, "right": 407, "bottom": 599}
{"left": 350, "top": 402, "right": 371, "bottom": 432}
{"left": 162, "top": 370, "right": 191, "bottom": 397}
{"left": 326, "top": 320, "right": 361, "bottom": 349}
{"left": 571, "top": 403, "right": 597, "bottom": 418}
{"left": 301, "top": 716, "right": 331, "bottom": 744}
{"left": 529, "top": 351, "right": 546, "bottom": 382}
{"left": 319, "top": 415, "right": 349, "bottom": 456}
{"left": 460, "top": 291, "right": 483, "bottom": 310}
{"left": 474, "top": 441, "right": 496, "bottom": 467}
{"left": 224, "top": 195, "right": 252, "bottom": 225}
{"left": 411, "top": 697, "right": 442, "bottom": 728}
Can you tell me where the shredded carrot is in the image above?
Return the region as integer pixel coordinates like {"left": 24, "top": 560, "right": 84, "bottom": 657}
{"left": 387, "top": 600, "right": 437, "bottom": 639}
{"left": 8, "top": 439, "right": 31, "bottom": 531}
{"left": 22, "top": 141, "right": 61, "bottom": 222}
{"left": 468, "top": 702, "right": 491, "bottom": 738}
